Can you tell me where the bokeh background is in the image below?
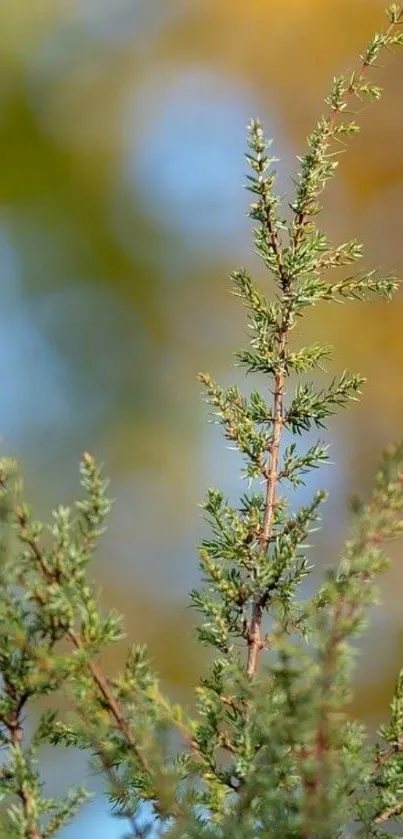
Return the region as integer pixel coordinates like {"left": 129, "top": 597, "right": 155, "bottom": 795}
{"left": 1, "top": 0, "right": 403, "bottom": 835}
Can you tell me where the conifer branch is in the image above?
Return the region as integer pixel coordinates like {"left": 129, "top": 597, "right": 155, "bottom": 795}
{"left": 10, "top": 463, "right": 155, "bottom": 786}
{"left": 291, "top": 5, "right": 403, "bottom": 248}
{"left": 2, "top": 680, "right": 43, "bottom": 839}
{"left": 1, "top": 6, "right": 403, "bottom": 838}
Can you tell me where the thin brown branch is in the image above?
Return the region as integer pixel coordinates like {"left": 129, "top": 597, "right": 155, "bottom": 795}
{"left": 246, "top": 362, "right": 285, "bottom": 676}
{"left": 3, "top": 683, "right": 43, "bottom": 839}
{"left": 374, "top": 800, "right": 403, "bottom": 825}
{"left": 67, "top": 628, "right": 153, "bottom": 778}
{"left": 245, "top": 112, "right": 295, "bottom": 677}
{"left": 246, "top": 288, "right": 288, "bottom": 676}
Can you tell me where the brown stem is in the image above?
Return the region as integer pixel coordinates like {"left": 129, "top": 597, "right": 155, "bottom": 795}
{"left": 4, "top": 688, "right": 43, "bottom": 839}
{"left": 245, "top": 154, "right": 290, "bottom": 678}
{"left": 246, "top": 360, "right": 285, "bottom": 677}
{"left": 374, "top": 801, "right": 403, "bottom": 825}
{"left": 67, "top": 628, "right": 154, "bottom": 779}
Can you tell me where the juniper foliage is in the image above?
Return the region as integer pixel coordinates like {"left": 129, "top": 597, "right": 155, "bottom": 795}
{"left": 1, "top": 6, "right": 403, "bottom": 839}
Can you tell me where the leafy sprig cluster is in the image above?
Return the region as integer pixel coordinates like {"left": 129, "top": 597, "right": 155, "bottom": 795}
{"left": 1, "top": 6, "right": 403, "bottom": 839}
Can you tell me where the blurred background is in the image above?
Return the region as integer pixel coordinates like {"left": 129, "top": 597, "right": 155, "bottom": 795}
{"left": 1, "top": 0, "right": 403, "bottom": 835}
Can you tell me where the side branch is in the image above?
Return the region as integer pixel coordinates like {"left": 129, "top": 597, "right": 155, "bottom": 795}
{"left": 3, "top": 681, "right": 42, "bottom": 839}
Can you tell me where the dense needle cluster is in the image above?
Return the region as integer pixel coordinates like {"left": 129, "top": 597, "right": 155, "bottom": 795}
{"left": 1, "top": 6, "right": 403, "bottom": 839}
